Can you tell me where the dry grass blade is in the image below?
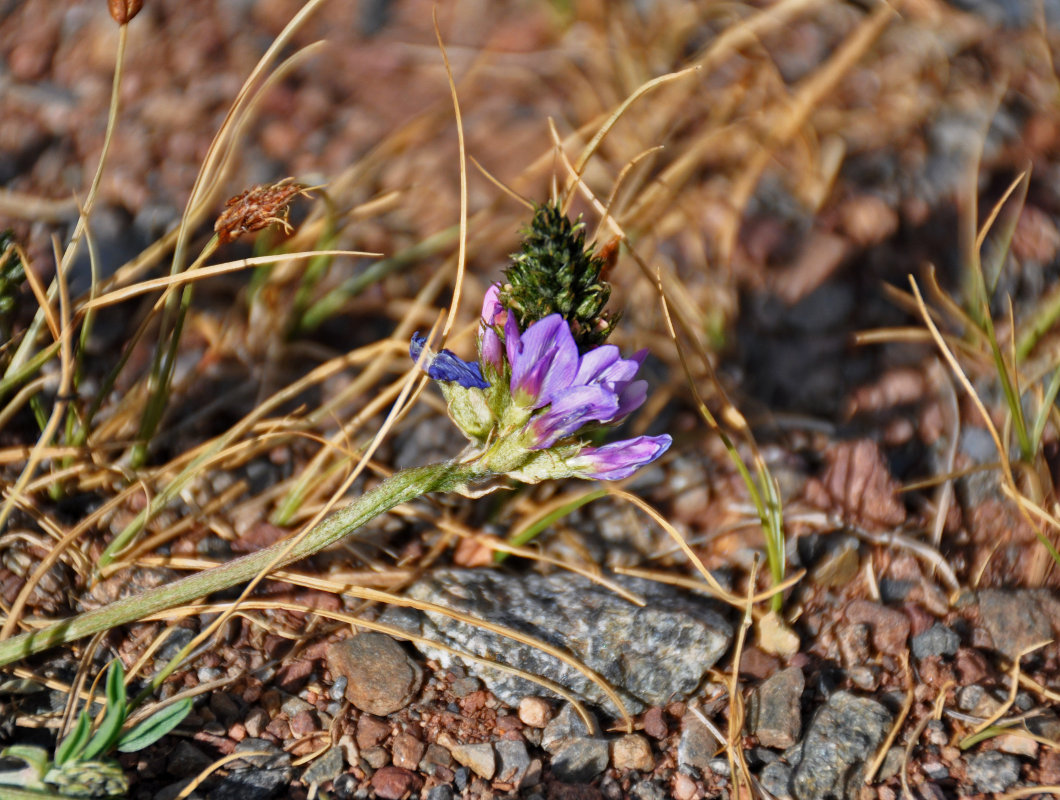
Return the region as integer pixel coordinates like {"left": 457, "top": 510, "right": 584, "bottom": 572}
{"left": 79, "top": 250, "right": 379, "bottom": 312}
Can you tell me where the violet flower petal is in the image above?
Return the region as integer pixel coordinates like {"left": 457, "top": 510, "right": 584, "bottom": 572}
{"left": 526, "top": 385, "right": 619, "bottom": 449}
{"left": 508, "top": 314, "right": 578, "bottom": 407}
{"left": 410, "top": 333, "right": 489, "bottom": 390}
{"left": 568, "top": 434, "right": 672, "bottom": 480}
{"left": 479, "top": 284, "right": 506, "bottom": 373}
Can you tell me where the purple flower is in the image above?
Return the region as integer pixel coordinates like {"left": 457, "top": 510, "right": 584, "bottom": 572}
{"left": 503, "top": 315, "right": 652, "bottom": 449}
{"left": 410, "top": 333, "right": 489, "bottom": 390}
{"left": 480, "top": 284, "right": 506, "bottom": 375}
{"left": 567, "top": 434, "right": 672, "bottom": 480}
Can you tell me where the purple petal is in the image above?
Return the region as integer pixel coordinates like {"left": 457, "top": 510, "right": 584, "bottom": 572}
{"left": 479, "top": 284, "right": 506, "bottom": 373}
{"left": 509, "top": 314, "right": 578, "bottom": 407}
{"left": 410, "top": 333, "right": 489, "bottom": 390}
{"left": 614, "top": 379, "right": 648, "bottom": 419}
{"left": 573, "top": 345, "right": 621, "bottom": 385}
{"left": 568, "top": 434, "right": 672, "bottom": 480}
{"left": 525, "top": 385, "right": 619, "bottom": 449}
{"left": 575, "top": 346, "right": 646, "bottom": 387}
{"left": 481, "top": 283, "right": 505, "bottom": 326}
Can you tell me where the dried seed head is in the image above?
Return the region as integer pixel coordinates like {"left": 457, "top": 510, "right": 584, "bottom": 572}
{"left": 214, "top": 179, "right": 309, "bottom": 245}
{"left": 108, "top": 0, "right": 143, "bottom": 24}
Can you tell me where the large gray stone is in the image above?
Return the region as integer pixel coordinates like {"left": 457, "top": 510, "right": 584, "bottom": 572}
{"left": 792, "top": 692, "right": 892, "bottom": 800}
{"left": 383, "top": 568, "right": 732, "bottom": 714}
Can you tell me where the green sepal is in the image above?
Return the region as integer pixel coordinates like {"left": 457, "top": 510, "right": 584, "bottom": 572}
{"left": 438, "top": 383, "right": 494, "bottom": 442}
{"left": 117, "top": 697, "right": 192, "bottom": 752}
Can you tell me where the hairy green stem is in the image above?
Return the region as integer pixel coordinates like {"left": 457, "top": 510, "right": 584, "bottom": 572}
{"left": 0, "top": 461, "right": 477, "bottom": 668}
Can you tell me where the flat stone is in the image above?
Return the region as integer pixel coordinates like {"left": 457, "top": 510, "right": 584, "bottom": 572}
{"left": 542, "top": 703, "right": 598, "bottom": 752}
{"left": 301, "top": 745, "right": 344, "bottom": 787}
{"left": 355, "top": 714, "right": 390, "bottom": 749}
{"left": 760, "top": 761, "right": 794, "bottom": 800}
{"left": 209, "top": 739, "right": 292, "bottom": 800}
{"left": 844, "top": 600, "right": 910, "bottom": 655}
{"left": 495, "top": 739, "right": 532, "bottom": 786}
{"left": 382, "top": 568, "right": 732, "bottom": 714}
{"left": 792, "top": 691, "right": 892, "bottom": 800}
{"left": 677, "top": 711, "right": 722, "bottom": 771}
{"left": 551, "top": 737, "right": 610, "bottom": 783}
{"left": 426, "top": 786, "right": 454, "bottom": 800}
{"left": 391, "top": 731, "right": 425, "bottom": 770}
{"left": 611, "top": 733, "right": 655, "bottom": 772}
{"left": 166, "top": 741, "right": 212, "bottom": 777}
{"left": 750, "top": 666, "right": 804, "bottom": 749}
{"left": 966, "top": 750, "right": 1021, "bottom": 793}
{"left": 447, "top": 741, "right": 496, "bottom": 780}
{"left": 370, "top": 766, "right": 420, "bottom": 800}
{"left": 978, "top": 589, "right": 1052, "bottom": 661}
{"left": 911, "top": 623, "right": 960, "bottom": 659}
{"left": 326, "top": 633, "right": 422, "bottom": 716}
{"left": 631, "top": 780, "right": 668, "bottom": 800}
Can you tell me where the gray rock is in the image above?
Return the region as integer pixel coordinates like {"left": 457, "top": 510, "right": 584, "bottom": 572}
{"left": 207, "top": 739, "right": 292, "bottom": 800}
{"left": 302, "top": 745, "right": 344, "bottom": 787}
{"left": 979, "top": 589, "right": 1052, "bottom": 661}
{"left": 426, "top": 786, "right": 454, "bottom": 800}
{"left": 678, "top": 712, "right": 722, "bottom": 772}
{"left": 551, "top": 737, "right": 610, "bottom": 783}
{"left": 542, "top": 703, "right": 598, "bottom": 752}
{"left": 911, "top": 623, "right": 960, "bottom": 659}
{"left": 966, "top": 750, "right": 1021, "bottom": 793}
{"left": 495, "top": 739, "right": 532, "bottom": 786}
{"left": 630, "top": 780, "right": 668, "bottom": 800}
{"left": 750, "top": 667, "right": 804, "bottom": 749}
{"left": 166, "top": 741, "right": 213, "bottom": 777}
{"left": 383, "top": 568, "right": 732, "bottom": 714}
{"left": 792, "top": 692, "right": 892, "bottom": 800}
{"left": 154, "top": 780, "right": 201, "bottom": 800}
{"left": 760, "top": 761, "right": 794, "bottom": 800}
{"left": 325, "top": 632, "right": 423, "bottom": 716}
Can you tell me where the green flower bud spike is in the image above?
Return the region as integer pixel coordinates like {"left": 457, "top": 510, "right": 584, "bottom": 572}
{"left": 500, "top": 202, "right": 617, "bottom": 351}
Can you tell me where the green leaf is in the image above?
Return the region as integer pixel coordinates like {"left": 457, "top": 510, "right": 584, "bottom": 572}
{"left": 54, "top": 712, "right": 91, "bottom": 767}
{"left": 80, "top": 662, "right": 128, "bottom": 761}
{"left": 117, "top": 698, "right": 192, "bottom": 753}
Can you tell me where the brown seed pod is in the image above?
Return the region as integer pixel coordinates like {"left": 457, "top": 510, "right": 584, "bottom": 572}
{"left": 108, "top": 0, "right": 143, "bottom": 24}
{"left": 214, "top": 179, "right": 310, "bottom": 245}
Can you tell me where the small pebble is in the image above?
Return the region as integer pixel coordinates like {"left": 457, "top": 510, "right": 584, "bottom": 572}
{"left": 611, "top": 733, "right": 655, "bottom": 772}
{"left": 673, "top": 771, "right": 698, "bottom": 800}
{"left": 966, "top": 750, "right": 1021, "bottom": 793}
{"left": 518, "top": 696, "right": 552, "bottom": 728}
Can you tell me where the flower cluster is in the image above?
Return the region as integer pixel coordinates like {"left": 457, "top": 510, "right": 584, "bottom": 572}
{"left": 410, "top": 284, "right": 670, "bottom": 483}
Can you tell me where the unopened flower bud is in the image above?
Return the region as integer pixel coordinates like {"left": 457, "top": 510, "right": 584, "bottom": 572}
{"left": 108, "top": 0, "right": 143, "bottom": 24}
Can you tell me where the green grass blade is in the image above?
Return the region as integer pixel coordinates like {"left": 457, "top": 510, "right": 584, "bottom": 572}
{"left": 117, "top": 698, "right": 192, "bottom": 753}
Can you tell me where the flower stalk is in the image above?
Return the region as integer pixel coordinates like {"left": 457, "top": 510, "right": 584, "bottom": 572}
{"left": 0, "top": 461, "right": 479, "bottom": 668}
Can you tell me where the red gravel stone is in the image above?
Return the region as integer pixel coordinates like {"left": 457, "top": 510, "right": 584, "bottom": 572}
{"left": 955, "top": 648, "right": 989, "bottom": 685}
{"left": 642, "top": 707, "right": 668, "bottom": 739}
{"left": 289, "top": 709, "right": 319, "bottom": 737}
{"left": 391, "top": 731, "right": 426, "bottom": 770}
{"left": 356, "top": 715, "right": 391, "bottom": 749}
{"left": 371, "top": 766, "right": 420, "bottom": 800}
{"left": 845, "top": 599, "right": 910, "bottom": 655}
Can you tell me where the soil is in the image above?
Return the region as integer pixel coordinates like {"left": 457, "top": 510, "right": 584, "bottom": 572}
{"left": 2, "top": 1, "right": 1060, "bottom": 799}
